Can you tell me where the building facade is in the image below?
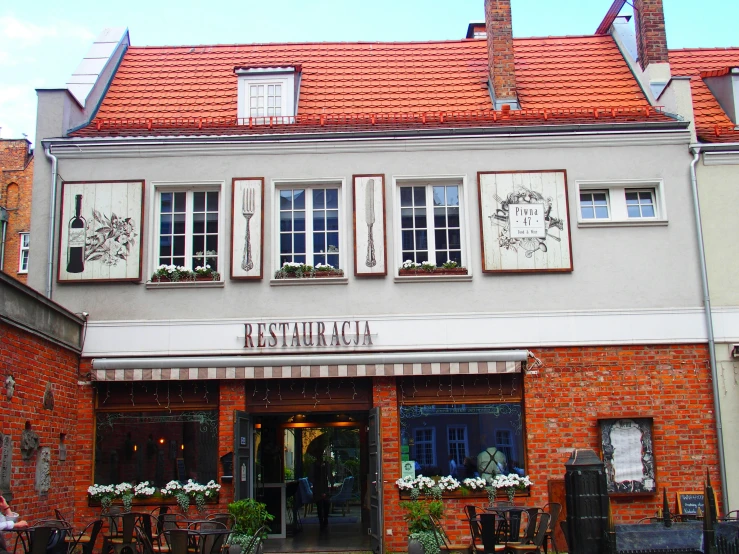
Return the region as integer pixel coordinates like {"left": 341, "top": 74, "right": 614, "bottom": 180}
{"left": 24, "top": 1, "right": 722, "bottom": 551}
{"left": 0, "top": 138, "right": 33, "bottom": 284}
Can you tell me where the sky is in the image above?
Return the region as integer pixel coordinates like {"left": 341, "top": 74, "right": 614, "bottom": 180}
{"left": 1, "top": 0, "right": 737, "bottom": 147}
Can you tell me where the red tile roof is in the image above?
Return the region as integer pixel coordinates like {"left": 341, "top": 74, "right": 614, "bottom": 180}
{"left": 668, "top": 48, "right": 739, "bottom": 143}
{"left": 73, "top": 35, "right": 670, "bottom": 138}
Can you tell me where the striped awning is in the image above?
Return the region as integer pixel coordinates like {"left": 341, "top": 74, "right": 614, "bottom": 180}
{"left": 91, "top": 351, "right": 527, "bottom": 381}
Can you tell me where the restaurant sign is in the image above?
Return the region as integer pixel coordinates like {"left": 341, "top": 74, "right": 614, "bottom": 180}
{"left": 244, "top": 320, "right": 373, "bottom": 349}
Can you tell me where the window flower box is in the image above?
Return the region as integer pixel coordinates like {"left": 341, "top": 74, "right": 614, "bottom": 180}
{"left": 399, "top": 261, "right": 467, "bottom": 276}
{"left": 274, "top": 262, "right": 344, "bottom": 279}
{"left": 150, "top": 264, "right": 221, "bottom": 283}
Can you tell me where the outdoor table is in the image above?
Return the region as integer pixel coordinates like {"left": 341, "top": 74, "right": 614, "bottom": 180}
{"left": 485, "top": 505, "right": 538, "bottom": 542}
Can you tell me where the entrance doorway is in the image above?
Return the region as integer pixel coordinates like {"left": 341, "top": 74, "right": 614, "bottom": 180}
{"left": 244, "top": 413, "right": 371, "bottom": 552}
{"left": 234, "top": 378, "right": 381, "bottom": 553}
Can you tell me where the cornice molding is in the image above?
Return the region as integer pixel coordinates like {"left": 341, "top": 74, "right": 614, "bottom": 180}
{"left": 46, "top": 129, "right": 691, "bottom": 159}
{"left": 703, "top": 150, "right": 739, "bottom": 165}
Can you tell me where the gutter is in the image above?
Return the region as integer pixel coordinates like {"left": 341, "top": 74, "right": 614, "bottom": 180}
{"left": 45, "top": 120, "right": 690, "bottom": 149}
{"left": 689, "top": 147, "right": 729, "bottom": 512}
{"left": 43, "top": 145, "right": 58, "bottom": 299}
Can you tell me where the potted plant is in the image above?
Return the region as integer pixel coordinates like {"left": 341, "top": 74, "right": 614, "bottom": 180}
{"left": 488, "top": 473, "right": 533, "bottom": 504}
{"left": 399, "top": 260, "right": 468, "bottom": 276}
{"left": 396, "top": 475, "right": 445, "bottom": 554}
{"left": 227, "top": 498, "right": 275, "bottom": 554}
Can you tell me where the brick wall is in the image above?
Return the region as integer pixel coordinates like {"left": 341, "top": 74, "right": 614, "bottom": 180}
{"left": 634, "top": 0, "right": 669, "bottom": 69}
{"left": 484, "top": 0, "right": 517, "bottom": 102}
{"left": 379, "top": 344, "right": 718, "bottom": 552}
{"left": 0, "top": 321, "right": 80, "bottom": 542}
{"left": 0, "top": 139, "right": 33, "bottom": 284}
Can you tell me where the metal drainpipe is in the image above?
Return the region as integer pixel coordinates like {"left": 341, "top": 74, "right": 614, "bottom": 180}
{"left": 43, "top": 144, "right": 58, "bottom": 299}
{"left": 0, "top": 208, "right": 7, "bottom": 270}
{"left": 690, "top": 147, "right": 729, "bottom": 512}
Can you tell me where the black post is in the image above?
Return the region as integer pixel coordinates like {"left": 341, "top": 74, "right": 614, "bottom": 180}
{"left": 663, "top": 488, "right": 672, "bottom": 528}
{"left": 564, "top": 449, "right": 611, "bottom": 554}
{"left": 704, "top": 477, "right": 716, "bottom": 554}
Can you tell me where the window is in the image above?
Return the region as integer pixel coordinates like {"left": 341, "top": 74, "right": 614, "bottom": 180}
{"left": 399, "top": 375, "right": 525, "bottom": 483}
{"left": 576, "top": 180, "right": 665, "bottom": 226}
{"left": 278, "top": 185, "right": 341, "bottom": 268}
{"left": 579, "top": 191, "right": 609, "bottom": 220}
{"left": 447, "top": 425, "right": 468, "bottom": 465}
{"left": 236, "top": 67, "right": 297, "bottom": 123}
{"left": 94, "top": 381, "right": 218, "bottom": 487}
{"left": 413, "top": 428, "right": 437, "bottom": 467}
{"left": 18, "top": 233, "right": 29, "bottom": 273}
{"left": 399, "top": 181, "right": 464, "bottom": 266}
{"left": 626, "top": 190, "right": 656, "bottom": 218}
{"left": 155, "top": 186, "right": 222, "bottom": 273}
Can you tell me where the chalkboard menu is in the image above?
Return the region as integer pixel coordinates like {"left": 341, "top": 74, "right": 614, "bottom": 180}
{"left": 676, "top": 491, "right": 713, "bottom": 516}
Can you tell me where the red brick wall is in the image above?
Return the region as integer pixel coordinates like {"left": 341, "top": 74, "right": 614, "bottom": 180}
{"left": 634, "top": 0, "right": 669, "bottom": 69}
{"left": 484, "top": 0, "right": 517, "bottom": 102}
{"left": 0, "top": 321, "right": 80, "bottom": 541}
{"left": 0, "top": 139, "right": 33, "bottom": 284}
{"left": 379, "top": 344, "right": 718, "bottom": 552}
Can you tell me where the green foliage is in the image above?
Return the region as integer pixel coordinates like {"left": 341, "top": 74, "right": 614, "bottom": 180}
{"left": 228, "top": 498, "right": 275, "bottom": 538}
{"left": 229, "top": 533, "right": 261, "bottom": 554}
{"left": 399, "top": 499, "right": 444, "bottom": 534}
{"left": 409, "top": 531, "right": 440, "bottom": 554}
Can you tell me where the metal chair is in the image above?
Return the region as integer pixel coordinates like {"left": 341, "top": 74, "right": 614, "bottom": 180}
{"left": 506, "top": 512, "right": 550, "bottom": 554}
{"left": 540, "top": 503, "right": 561, "bottom": 554}
{"left": 329, "top": 476, "right": 354, "bottom": 516}
{"left": 165, "top": 529, "right": 189, "bottom": 554}
{"left": 64, "top": 519, "right": 103, "bottom": 554}
{"left": 297, "top": 477, "right": 314, "bottom": 516}
{"left": 479, "top": 513, "right": 506, "bottom": 553}
{"left": 463, "top": 505, "right": 485, "bottom": 553}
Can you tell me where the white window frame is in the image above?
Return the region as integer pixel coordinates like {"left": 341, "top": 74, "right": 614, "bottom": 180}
{"left": 446, "top": 425, "right": 468, "bottom": 464}
{"left": 413, "top": 427, "right": 437, "bottom": 467}
{"left": 576, "top": 179, "right": 667, "bottom": 227}
{"left": 579, "top": 190, "right": 611, "bottom": 221}
{"left": 18, "top": 232, "right": 29, "bottom": 273}
{"left": 393, "top": 175, "right": 471, "bottom": 273}
{"left": 147, "top": 181, "right": 226, "bottom": 280}
{"left": 495, "top": 429, "right": 514, "bottom": 463}
{"left": 236, "top": 67, "right": 297, "bottom": 122}
{"left": 272, "top": 178, "right": 346, "bottom": 272}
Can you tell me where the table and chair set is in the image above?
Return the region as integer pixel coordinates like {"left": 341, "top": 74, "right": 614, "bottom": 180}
{"left": 7, "top": 509, "right": 235, "bottom": 554}
{"left": 451, "top": 501, "right": 562, "bottom": 554}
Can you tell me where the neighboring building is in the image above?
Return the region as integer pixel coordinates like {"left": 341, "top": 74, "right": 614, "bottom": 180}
{"left": 27, "top": 1, "right": 721, "bottom": 551}
{"left": 599, "top": 0, "right": 739, "bottom": 513}
{"left": 0, "top": 138, "right": 33, "bottom": 284}
{"left": 0, "top": 271, "right": 84, "bottom": 519}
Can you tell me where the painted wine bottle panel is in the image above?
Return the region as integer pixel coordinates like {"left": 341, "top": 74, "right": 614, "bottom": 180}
{"left": 58, "top": 180, "right": 145, "bottom": 282}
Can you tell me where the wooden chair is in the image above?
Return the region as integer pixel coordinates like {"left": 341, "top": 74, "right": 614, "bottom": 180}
{"left": 540, "top": 503, "right": 561, "bottom": 554}
{"left": 479, "top": 513, "right": 506, "bottom": 553}
{"left": 506, "top": 512, "right": 550, "bottom": 554}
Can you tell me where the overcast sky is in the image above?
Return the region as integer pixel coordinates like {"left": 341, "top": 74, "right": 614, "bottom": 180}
{"left": 1, "top": 0, "right": 737, "bottom": 146}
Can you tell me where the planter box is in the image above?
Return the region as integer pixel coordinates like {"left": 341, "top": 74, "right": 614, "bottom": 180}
{"left": 399, "top": 268, "right": 468, "bottom": 276}
{"left": 275, "top": 271, "right": 344, "bottom": 279}
{"left": 151, "top": 275, "right": 220, "bottom": 283}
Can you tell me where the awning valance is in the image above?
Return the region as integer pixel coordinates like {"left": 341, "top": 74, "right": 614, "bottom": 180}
{"left": 91, "top": 350, "right": 528, "bottom": 381}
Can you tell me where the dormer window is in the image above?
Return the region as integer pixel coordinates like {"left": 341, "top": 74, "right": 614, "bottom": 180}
{"left": 235, "top": 66, "right": 300, "bottom": 123}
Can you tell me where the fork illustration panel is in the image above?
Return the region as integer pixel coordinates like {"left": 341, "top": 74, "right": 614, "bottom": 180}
{"left": 231, "top": 178, "right": 264, "bottom": 280}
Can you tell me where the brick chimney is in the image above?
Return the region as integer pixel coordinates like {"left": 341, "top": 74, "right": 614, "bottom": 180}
{"left": 633, "top": 0, "right": 668, "bottom": 71}
{"left": 484, "top": 0, "right": 519, "bottom": 110}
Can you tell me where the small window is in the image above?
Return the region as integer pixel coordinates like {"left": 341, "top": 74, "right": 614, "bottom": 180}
{"left": 277, "top": 184, "right": 342, "bottom": 269}
{"left": 625, "top": 190, "right": 656, "bottom": 218}
{"left": 18, "top": 233, "right": 30, "bottom": 273}
{"left": 577, "top": 180, "right": 665, "bottom": 226}
{"left": 399, "top": 181, "right": 464, "bottom": 267}
{"left": 154, "top": 186, "right": 222, "bottom": 275}
{"left": 495, "top": 430, "right": 513, "bottom": 462}
{"left": 447, "top": 425, "right": 468, "bottom": 467}
{"left": 580, "top": 191, "right": 609, "bottom": 220}
{"left": 236, "top": 67, "right": 297, "bottom": 123}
